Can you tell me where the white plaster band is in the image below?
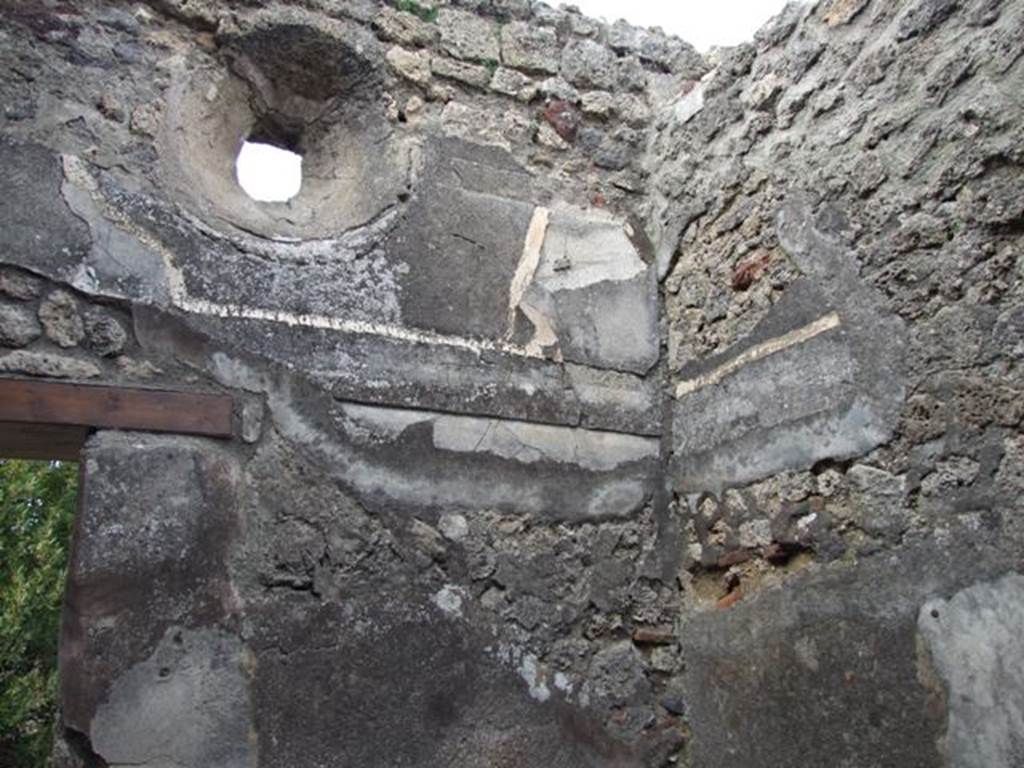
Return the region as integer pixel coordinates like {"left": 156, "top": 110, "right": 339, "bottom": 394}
{"left": 675, "top": 312, "right": 842, "bottom": 398}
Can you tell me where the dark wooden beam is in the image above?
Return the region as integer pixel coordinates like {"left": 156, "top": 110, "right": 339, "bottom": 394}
{"left": 0, "top": 422, "right": 89, "bottom": 461}
{"left": 0, "top": 379, "right": 233, "bottom": 439}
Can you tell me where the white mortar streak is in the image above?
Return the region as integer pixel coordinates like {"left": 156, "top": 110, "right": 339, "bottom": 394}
{"left": 176, "top": 297, "right": 538, "bottom": 358}
{"left": 675, "top": 312, "right": 842, "bottom": 398}
{"left": 506, "top": 206, "right": 550, "bottom": 338}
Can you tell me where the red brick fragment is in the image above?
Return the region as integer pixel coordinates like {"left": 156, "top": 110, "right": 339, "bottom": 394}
{"left": 633, "top": 627, "right": 677, "bottom": 645}
{"left": 717, "top": 590, "right": 743, "bottom": 610}
{"left": 731, "top": 251, "right": 772, "bottom": 291}
{"left": 542, "top": 100, "right": 580, "bottom": 143}
{"left": 717, "top": 549, "right": 754, "bottom": 568}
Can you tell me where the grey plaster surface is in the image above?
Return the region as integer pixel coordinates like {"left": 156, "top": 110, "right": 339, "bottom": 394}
{"left": 919, "top": 573, "right": 1024, "bottom": 768}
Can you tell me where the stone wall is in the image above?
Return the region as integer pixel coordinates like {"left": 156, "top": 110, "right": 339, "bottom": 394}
{"left": 0, "top": 0, "right": 1022, "bottom": 766}
{"left": 647, "top": 0, "right": 1024, "bottom": 764}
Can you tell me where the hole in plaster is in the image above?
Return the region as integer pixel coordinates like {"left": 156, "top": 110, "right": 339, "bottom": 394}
{"left": 160, "top": 15, "right": 409, "bottom": 239}
{"left": 236, "top": 140, "right": 303, "bottom": 202}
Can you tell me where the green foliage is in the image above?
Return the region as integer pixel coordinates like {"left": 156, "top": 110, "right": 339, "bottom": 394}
{"left": 396, "top": 0, "right": 438, "bottom": 23}
{"left": 0, "top": 460, "right": 78, "bottom": 767}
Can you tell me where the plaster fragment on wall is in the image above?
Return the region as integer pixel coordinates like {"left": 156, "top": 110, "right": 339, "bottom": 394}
{"left": 431, "top": 585, "right": 466, "bottom": 618}
{"left": 676, "top": 312, "right": 841, "bottom": 398}
{"left": 918, "top": 573, "right": 1024, "bottom": 768}
{"left": 518, "top": 654, "right": 551, "bottom": 703}
{"left": 673, "top": 78, "right": 707, "bottom": 124}
{"left": 431, "top": 413, "right": 659, "bottom": 471}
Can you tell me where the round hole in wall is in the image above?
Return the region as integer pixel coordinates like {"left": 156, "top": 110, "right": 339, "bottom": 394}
{"left": 236, "top": 140, "right": 303, "bottom": 203}
{"left": 158, "top": 11, "right": 412, "bottom": 240}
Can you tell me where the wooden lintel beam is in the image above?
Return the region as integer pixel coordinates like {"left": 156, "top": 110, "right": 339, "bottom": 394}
{"left": 0, "top": 422, "right": 89, "bottom": 461}
{"left": 0, "top": 379, "right": 233, "bottom": 439}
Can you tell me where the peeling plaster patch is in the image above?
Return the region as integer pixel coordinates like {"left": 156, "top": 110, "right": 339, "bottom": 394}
{"left": 536, "top": 204, "right": 647, "bottom": 291}
{"left": 90, "top": 627, "right": 253, "bottom": 768}
{"left": 431, "top": 585, "right": 466, "bottom": 618}
{"left": 61, "top": 156, "right": 180, "bottom": 305}
{"left": 676, "top": 312, "right": 841, "bottom": 398}
{"left": 340, "top": 402, "right": 659, "bottom": 471}
{"left": 918, "top": 573, "right": 1024, "bottom": 768}
{"left": 518, "top": 654, "right": 551, "bottom": 703}
{"left": 341, "top": 402, "right": 434, "bottom": 441}
{"left": 431, "top": 413, "right": 659, "bottom": 471}
{"left": 508, "top": 206, "right": 550, "bottom": 335}
{"left": 673, "top": 77, "right": 708, "bottom": 124}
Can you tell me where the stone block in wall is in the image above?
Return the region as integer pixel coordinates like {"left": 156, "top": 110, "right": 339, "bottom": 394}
{"left": 489, "top": 66, "right": 537, "bottom": 100}
{"left": 0, "top": 301, "right": 42, "bottom": 347}
{"left": 83, "top": 309, "right": 128, "bottom": 357}
{"left": 561, "top": 38, "right": 617, "bottom": 90}
{"left": 38, "top": 290, "right": 85, "bottom": 348}
{"left": 679, "top": 542, "right": 1017, "bottom": 767}
{"left": 373, "top": 6, "right": 439, "bottom": 47}
{"left": 437, "top": 8, "right": 500, "bottom": 62}
{"left": 0, "top": 267, "right": 42, "bottom": 301}
{"left": 500, "top": 21, "right": 560, "bottom": 74}
{"left": 0, "top": 350, "right": 100, "bottom": 378}
{"left": 386, "top": 44, "right": 433, "bottom": 84}
{"left": 431, "top": 55, "right": 492, "bottom": 88}
{"left": 61, "top": 433, "right": 243, "bottom": 746}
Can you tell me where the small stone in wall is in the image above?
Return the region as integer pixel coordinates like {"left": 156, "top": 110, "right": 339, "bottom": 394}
{"left": 732, "top": 251, "right": 772, "bottom": 291}
{"left": 818, "top": 0, "right": 871, "bottom": 26}
{"left": 995, "top": 435, "right": 1024, "bottom": 492}
{"left": 115, "top": 356, "right": 162, "bottom": 379}
{"left": 410, "top": 519, "right": 446, "bottom": 562}
{"left": 129, "top": 102, "right": 161, "bottom": 137}
{"left": 373, "top": 7, "right": 439, "bottom": 48}
{"left": 386, "top": 46, "right": 432, "bottom": 85}
{"left": 0, "top": 350, "right": 100, "bottom": 379}
{"left": 0, "top": 302, "right": 42, "bottom": 348}
{"left": 541, "top": 100, "right": 579, "bottom": 143}
{"left": 97, "top": 93, "right": 126, "bottom": 123}
{"left": 489, "top": 67, "right": 536, "bottom": 102}
{"left": 536, "top": 122, "right": 570, "bottom": 150}
{"left": 920, "top": 456, "right": 980, "bottom": 496}
{"left": 240, "top": 398, "right": 264, "bottom": 444}
{"left": 84, "top": 310, "right": 128, "bottom": 357}
{"left": 500, "top": 22, "right": 560, "bottom": 75}
{"left": 431, "top": 56, "right": 492, "bottom": 89}
{"left": 437, "top": 8, "right": 499, "bottom": 63}
{"left": 438, "top": 512, "right": 469, "bottom": 542}
{"left": 561, "top": 39, "right": 617, "bottom": 90}
{"left": 38, "top": 290, "right": 85, "bottom": 348}
{"left": 738, "top": 519, "right": 772, "bottom": 549}
{"left": 581, "top": 90, "right": 614, "bottom": 119}
{"left": 0, "top": 268, "right": 42, "bottom": 301}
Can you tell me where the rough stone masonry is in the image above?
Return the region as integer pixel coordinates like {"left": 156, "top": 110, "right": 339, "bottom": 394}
{"left": 0, "top": 0, "right": 1022, "bottom": 765}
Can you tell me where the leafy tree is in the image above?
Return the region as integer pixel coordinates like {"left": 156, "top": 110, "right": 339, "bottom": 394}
{"left": 0, "top": 460, "right": 78, "bottom": 767}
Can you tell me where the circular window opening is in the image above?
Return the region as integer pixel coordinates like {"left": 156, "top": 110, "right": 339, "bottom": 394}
{"left": 236, "top": 140, "right": 303, "bottom": 203}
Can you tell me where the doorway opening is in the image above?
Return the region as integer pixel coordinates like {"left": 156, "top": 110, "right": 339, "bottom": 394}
{"left": 0, "top": 458, "right": 78, "bottom": 766}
